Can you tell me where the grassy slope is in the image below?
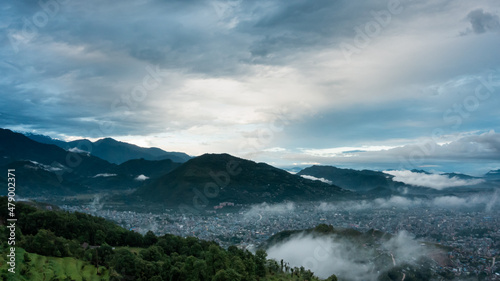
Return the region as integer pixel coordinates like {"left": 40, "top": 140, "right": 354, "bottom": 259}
{"left": 0, "top": 248, "right": 109, "bottom": 281}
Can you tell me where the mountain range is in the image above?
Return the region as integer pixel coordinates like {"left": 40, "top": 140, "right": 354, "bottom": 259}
{"left": 0, "top": 129, "right": 181, "bottom": 196}
{"left": 25, "top": 133, "right": 191, "bottom": 164}
{"left": 297, "top": 165, "right": 402, "bottom": 192}
{"left": 1, "top": 128, "right": 499, "bottom": 205}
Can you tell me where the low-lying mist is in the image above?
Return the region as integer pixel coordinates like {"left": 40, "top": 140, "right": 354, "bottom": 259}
{"left": 316, "top": 191, "right": 500, "bottom": 212}
{"left": 266, "top": 231, "right": 431, "bottom": 281}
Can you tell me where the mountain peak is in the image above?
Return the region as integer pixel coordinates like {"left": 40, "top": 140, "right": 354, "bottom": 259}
{"left": 134, "top": 154, "right": 349, "bottom": 207}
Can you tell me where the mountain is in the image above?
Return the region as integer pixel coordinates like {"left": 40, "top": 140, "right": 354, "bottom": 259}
{"left": 441, "top": 172, "right": 482, "bottom": 180}
{"left": 297, "top": 165, "right": 403, "bottom": 192}
{"left": 485, "top": 169, "right": 500, "bottom": 181}
{"left": 114, "top": 158, "right": 182, "bottom": 179}
{"left": 0, "top": 129, "right": 183, "bottom": 196}
{"left": 0, "top": 161, "right": 87, "bottom": 196}
{"left": 133, "top": 153, "right": 351, "bottom": 207}
{"left": 25, "top": 133, "right": 191, "bottom": 164}
{"left": 0, "top": 129, "right": 115, "bottom": 177}
{"left": 0, "top": 129, "right": 118, "bottom": 196}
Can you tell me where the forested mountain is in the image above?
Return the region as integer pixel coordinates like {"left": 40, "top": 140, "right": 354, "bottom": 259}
{"left": 25, "top": 133, "right": 191, "bottom": 164}
{"left": 133, "top": 153, "right": 352, "bottom": 207}
{"left": 297, "top": 165, "right": 400, "bottom": 191}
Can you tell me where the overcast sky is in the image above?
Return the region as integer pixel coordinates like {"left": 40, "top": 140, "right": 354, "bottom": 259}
{"left": 1, "top": 0, "right": 499, "bottom": 174}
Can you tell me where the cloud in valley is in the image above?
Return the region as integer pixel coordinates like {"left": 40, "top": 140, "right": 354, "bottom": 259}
{"left": 243, "top": 202, "right": 295, "bottom": 219}
{"left": 300, "top": 174, "right": 332, "bottom": 185}
{"left": 266, "top": 231, "right": 429, "bottom": 280}
{"left": 316, "top": 193, "right": 500, "bottom": 211}
{"left": 383, "top": 170, "right": 484, "bottom": 189}
{"left": 135, "top": 174, "right": 149, "bottom": 181}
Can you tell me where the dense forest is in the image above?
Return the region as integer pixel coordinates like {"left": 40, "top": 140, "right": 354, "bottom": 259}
{"left": 0, "top": 197, "right": 337, "bottom": 281}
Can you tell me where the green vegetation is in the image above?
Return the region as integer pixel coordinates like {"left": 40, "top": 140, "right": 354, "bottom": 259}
{"left": 0, "top": 197, "right": 334, "bottom": 281}
{"left": 0, "top": 248, "right": 109, "bottom": 281}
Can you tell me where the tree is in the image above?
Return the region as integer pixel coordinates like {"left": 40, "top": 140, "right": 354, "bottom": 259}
{"left": 206, "top": 244, "right": 229, "bottom": 276}
{"left": 140, "top": 245, "right": 164, "bottom": 262}
{"left": 111, "top": 249, "right": 138, "bottom": 277}
{"left": 95, "top": 230, "right": 106, "bottom": 245}
{"left": 255, "top": 249, "right": 267, "bottom": 277}
{"left": 212, "top": 269, "right": 241, "bottom": 281}
{"left": 144, "top": 230, "right": 157, "bottom": 246}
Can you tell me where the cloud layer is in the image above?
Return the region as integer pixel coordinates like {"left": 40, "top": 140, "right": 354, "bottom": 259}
{"left": 1, "top": 0, "right": 499, "bottom": 172}
{"left": 383, "top": 170, "right": 484, "bottom": 189}
{"left": 267, "top": 231, "right": 429, "bottom": 280}
{"left": 316, "top": 192, "right": 500, "bottom": 212}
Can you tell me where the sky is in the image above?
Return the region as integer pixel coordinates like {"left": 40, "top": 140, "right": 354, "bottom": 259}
{"left": 1, "top": 0, "right": 499, "bottom": 174}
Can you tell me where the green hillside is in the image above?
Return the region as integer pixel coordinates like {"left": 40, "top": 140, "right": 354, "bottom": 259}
{"left": 0, "top": 248, "right": 109, "bottom": 281}
{"left": 0, "top": 197, "right": 334, "bottom": 281}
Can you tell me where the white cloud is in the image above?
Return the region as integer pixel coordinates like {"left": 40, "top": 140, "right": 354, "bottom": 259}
{"left": 266, "top": 231, "right": 429, "bottom": 280}
{"left": 300, "top": 175, "right": 332, "bottom": 185}
{"left": 383, "top": 170, "right": 484, "bottom": 190}
{"left": 69, "top": 147, "right": 89, "bottom": 154}
{"left": 93, "top": 173, "right": 117, "bottom": 178}
{"left": 135, "top": 174, "right": 149, "bottom": 181}
{"left": 26, "top": 160, "right": 64, "bottom": 172}
{"left": 301, "top": 145, "right": 396, "bottom": 157}
{"left": 315, "top": 193, "right": 500, "bottom": 211}
{"left": 244, "top": 202, "right": 295, "bottom": 219}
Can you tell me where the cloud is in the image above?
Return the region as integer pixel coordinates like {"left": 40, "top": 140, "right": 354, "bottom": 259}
{"left": 270, "top": 131, "right": 500, "bottom": 175}
{"left": 243, "top": 202, "right": 295, "bottom": 219}
{"left": 68, "top": 147, "right": 89, "bottom": 154}
{"left": 266, "top": 231, "right": 430, "bottom": 280}
{"left": 464, "top": 9, "right": 500, "bottom": 34}
{"left": 431, "top": 196, "right": 467, "bottom": 207}
{"left": 1, "top": 0, "right": 499, "bottom": 169}
{"left": 300, "top": 175, "right": 332, "bottom": 185}
{"left": 383, "top": 170, "right": 484, "bottom": 189}
{"left": 134, "top": 174, "right": 149, "bottom": 181}
{"left": 92, "top": 173, "right": 117, "bottom": 178}
{"left": 315, "top": 193, "right": 500, "bottom": 212}
{"left": 26, "top": 160, "right": 63, "bottom": 172}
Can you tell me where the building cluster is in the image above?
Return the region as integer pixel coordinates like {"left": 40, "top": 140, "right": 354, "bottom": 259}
{"left": 62, "top": 201, "right": 500, "bottom": 279}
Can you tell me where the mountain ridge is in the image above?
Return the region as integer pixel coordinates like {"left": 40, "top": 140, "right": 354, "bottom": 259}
{"left": 25, "top": 132, "right": 191, "bottom": 164}
{"left": 133, "top": 153, "right": 352, "bottom": 207}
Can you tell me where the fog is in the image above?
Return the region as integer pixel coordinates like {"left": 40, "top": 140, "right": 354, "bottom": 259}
{"left": 267, "top": 231, "right": 429, "bottom": 281}
{"left": 383, "top": 170, "right": 485, "bottom": 190}
{"left": 300, "top": 175, "right": 333, "bottom": 185}
{"left": 316, "top": 192, "right": 500, "bottom": 212}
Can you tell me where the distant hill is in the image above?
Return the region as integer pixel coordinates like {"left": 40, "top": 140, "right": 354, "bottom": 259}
{"left": 297, "top": 165, "right": 403, "bottom": 192}
{"left": 485, "top": 169, "right": 500, "bottom": 181}
{"left": 440, "top": 172, "right": 482, "bottom": 180}
{"left": 0, "top": 129, "right": 115, "bottom": 177}
{"left": 114, "top": 158, "right": 182, "bottom": 179}
{"left": 25, "top": 133, "right": 191, "bottom": 164}
{"left": 1, "top": 160, "right": 87, "bottom": 196}
{"left": 134, "top": 153, "right": 351, "bottom": 207}
{"left": 0, "top": 129, "right": 183, "bottom": 196}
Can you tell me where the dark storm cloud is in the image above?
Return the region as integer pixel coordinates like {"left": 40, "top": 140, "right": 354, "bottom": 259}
{"left": 465, "top": 9, "right": 500, "bottom": 34}
{"left": 0, "top": 0, "right": 499, "bottom": 169}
